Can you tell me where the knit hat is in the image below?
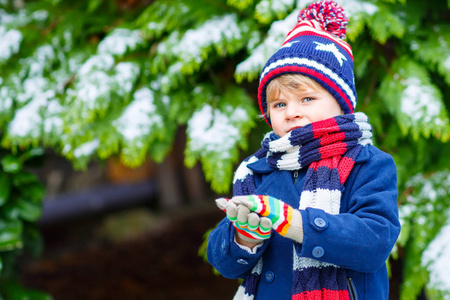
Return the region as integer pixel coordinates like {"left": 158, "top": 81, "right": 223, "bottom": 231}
{"left": 258, "top": 0, "right": 356, "bottom": 125}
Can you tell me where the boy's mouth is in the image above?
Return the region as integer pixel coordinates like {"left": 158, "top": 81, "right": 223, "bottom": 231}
{"left": 288, "top": 126, "right": 303, "bottom": 132}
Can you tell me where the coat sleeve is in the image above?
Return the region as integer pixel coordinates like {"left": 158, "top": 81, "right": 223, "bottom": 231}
{"left": 206, "top": 216, "right": 269, "bottom": 279}
{"left": 297, "top": 147, "right": 401, "bottom": 273}
{"left": 206, "top": 155, "right": 270, "bottom": 279}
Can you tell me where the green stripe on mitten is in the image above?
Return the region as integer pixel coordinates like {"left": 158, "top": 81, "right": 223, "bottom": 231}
{"left": 216, "top": 197, "right": 272, "bottom": 243}
{"left": 232, "top": 195, "right": 304, "bottom": 244}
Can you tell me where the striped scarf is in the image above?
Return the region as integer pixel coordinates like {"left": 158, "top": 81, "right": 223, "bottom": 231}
{"left": 232, "top": 112, "right": 372, "bottom": 299}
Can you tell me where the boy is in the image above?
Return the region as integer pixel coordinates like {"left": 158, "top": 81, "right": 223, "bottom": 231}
{"left": 207, "top": 1, "right": 400, "bottom": 299}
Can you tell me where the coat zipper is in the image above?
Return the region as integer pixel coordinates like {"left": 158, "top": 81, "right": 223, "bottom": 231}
{"left": 293, "top": 170, "right": 299, "bottom": 185}
{"left": 347, "top": 278, "right": 358, "bottom": 300}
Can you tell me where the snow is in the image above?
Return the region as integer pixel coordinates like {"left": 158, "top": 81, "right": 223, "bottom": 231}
{"left": 0, "top": 26, "right": 23, "bottom": 61}
{"left": 275, "top": 0, "right": 296, "bottom": 10}
{"left": 236, "top": 11, "right": 297, "bottom": 77}
{"left": 438, "top": 36, "right": 447, "bottom": 48}
{"left": 150, "top": 62, "right": 183, "bottom": 92}
{"left": 78, "top": 54, "right": 115, "bottom": 77}
{"left": 62, "top": 30, "right": 72, "bottom": 52}
{"left": 187, "top": 105, "right": 248, "bottom": 158}
{"left": 68, "top": 55, "right": 85, "bottom": 73}
{"left": 0, "top": 8, "right": 15, "bottom": 24}
{"left": 398, "top": 171, "right": 450, "bottom": 293}
{"left": 7, "top": 59, "right": 61, "bottom": 137}
{"left": 17, "top": 76, "right": 53, "bottom": 103}
{"left": 27, "top": 44, "right": 55, "bottom": 77}
{"left": 73, "top": 139, "right": 100, "bottom": 158}
{"left": 296, "top": 0, "right": 313, "bottom": 9}
{"left": 114, "top": 62, "right": 140, "bottom": 95}
{"left": 71, "top": 70, "right": 112, "bottom": 107}
{"left": 400, "top": 77, "right": 442, "bottom": 124}
{"left": 97, "top": 28, "right": 143, "bottom": 56}
{"left": 8, "top": 90, "right": 54, "bottom": 138}
{"left": 410, "top": 41, "right": 419, "bottom": 51}
{"left": 114, "top": 88, "right": 162, "bottom": 141}
{"left": 339, "top": 0, "right": 378, "bottom": 17}
{"left": 70, "top": 54, "right": 138, "bottom": 108}
{"left": 147, "top": 22, "right": 164, "bottom": 32}
{"left": 157, "top": 14, "right": 242, "bottom": 62}
{"left": 43, "top": 100, "right": 64, "bottom": 134}
{"left": 32, "top": 10, "right": 49, "bottom": 21}
{"left": 444, "top": 56, "right": 450, "bottom": 70}
{"left": 257, "top": 0, "right": 295, "bottom": 15}
{"left": 0, "top": 86, "right": 13, "bottom": 111}
{"left": 422, "top": 221, "right": 450, "bottom": 293}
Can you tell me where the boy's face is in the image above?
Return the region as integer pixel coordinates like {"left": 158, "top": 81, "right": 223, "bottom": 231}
{"left": 268, "top": 86, "right": 343, "bottom": 137}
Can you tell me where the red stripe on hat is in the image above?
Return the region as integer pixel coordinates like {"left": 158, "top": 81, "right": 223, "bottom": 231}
{"left": 285, "top": 30, "right": 353, "bottom": 59}
{"left": 338, "top": 156, "right": 356, "bottom": 184}
{"left": 293, "top": 289, "right": 350, "bottom": 300}
{"left": 283, "top": 21, "right": 353, "bottom": 58}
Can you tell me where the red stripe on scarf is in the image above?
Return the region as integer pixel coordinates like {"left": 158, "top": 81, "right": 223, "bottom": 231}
{"left": 319, "top": 143, "right": 347, "bottom": 159}
{"left": 292, "top": 289, "right": 350, "bottom": 300}
{"left": 312, "top": 117, "right": 339, "bottom": 139}
{"left": 338, "top": 156, "right": 356, "bottom": 184}
{"left": 319, "top": 132, "right": 346, "bottom": 146}
{"left": 313, "top": 156, "right": 340, "bottom": 170}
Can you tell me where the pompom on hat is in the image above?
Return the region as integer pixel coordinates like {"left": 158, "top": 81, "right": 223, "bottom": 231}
{"left": 258, "top": 0, "right": 356, "bottom": 125}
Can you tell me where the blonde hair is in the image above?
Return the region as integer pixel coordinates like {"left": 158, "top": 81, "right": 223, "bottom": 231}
{"left": 266, "top": 74, "right": 326, "bottom": 102}
{"left": 265, "top": 74, "right": 329, "bottom": 117}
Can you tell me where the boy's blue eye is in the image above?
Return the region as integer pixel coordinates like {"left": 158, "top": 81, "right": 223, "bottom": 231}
{"left": 275, "top": 103, "right": 286, "bottom": 108}
{"left": 302, "top": 97, "right": 314, "bottom": 103}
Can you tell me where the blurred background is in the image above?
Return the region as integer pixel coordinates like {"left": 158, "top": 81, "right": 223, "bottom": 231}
{"left": 0, "top": 0, "right": 449, "bottom": 299}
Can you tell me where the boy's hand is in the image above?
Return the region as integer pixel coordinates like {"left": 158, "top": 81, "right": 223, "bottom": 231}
{"left": 231, "top": 195, "right": 304, "bottom": 244}
{"left": 216, "top": 198, "right": 272, "bottom": 243}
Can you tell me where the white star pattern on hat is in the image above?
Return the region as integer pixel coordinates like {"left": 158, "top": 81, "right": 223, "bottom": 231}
{"left": 280, "top": 40, "right": 300, "bottom": 50}
{"left": 313, "top": 42, "right": 347, "bottom": 66}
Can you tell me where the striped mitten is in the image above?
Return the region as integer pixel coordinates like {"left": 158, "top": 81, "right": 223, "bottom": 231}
{"left": 232, "top": 195, "right": 304, "bottom": 244}
{"left": 216, "top": 198, "right": 272, "bottom": 243}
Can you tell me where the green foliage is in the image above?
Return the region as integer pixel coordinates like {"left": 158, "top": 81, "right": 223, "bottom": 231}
{"left": 254, "top": 0, "right": 296, "bottom": 24}
{"left": 368, "top": 5, "right": 405, "bottom": 44}
{"left": 410, "top": 24, "right": 450, "bottom": 86}
{"left": 184, "top": 85, "right": 256, "bottom": 193}
{"left": 397, "top": 171, "right": 450, "bottom": 300}
{"left": 379, "top": 56, "right": 450, "bottom": 141}
{"left": 0, "top": 148, "right": 50, "bottom": 299}
{"left": 0, "top": 280, "right": 52, "bottom": 300}
{"left": 0, "top": 0, "right": 263, "bottom": 190}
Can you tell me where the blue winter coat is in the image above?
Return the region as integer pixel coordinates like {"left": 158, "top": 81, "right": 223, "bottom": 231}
{"left": 207, "top": 144, "right": 401, "bottom": 300}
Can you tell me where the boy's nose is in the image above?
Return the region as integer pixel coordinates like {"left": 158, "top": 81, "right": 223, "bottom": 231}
{"left": 286, "top": 104, "right": 302, "bottom": 120}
